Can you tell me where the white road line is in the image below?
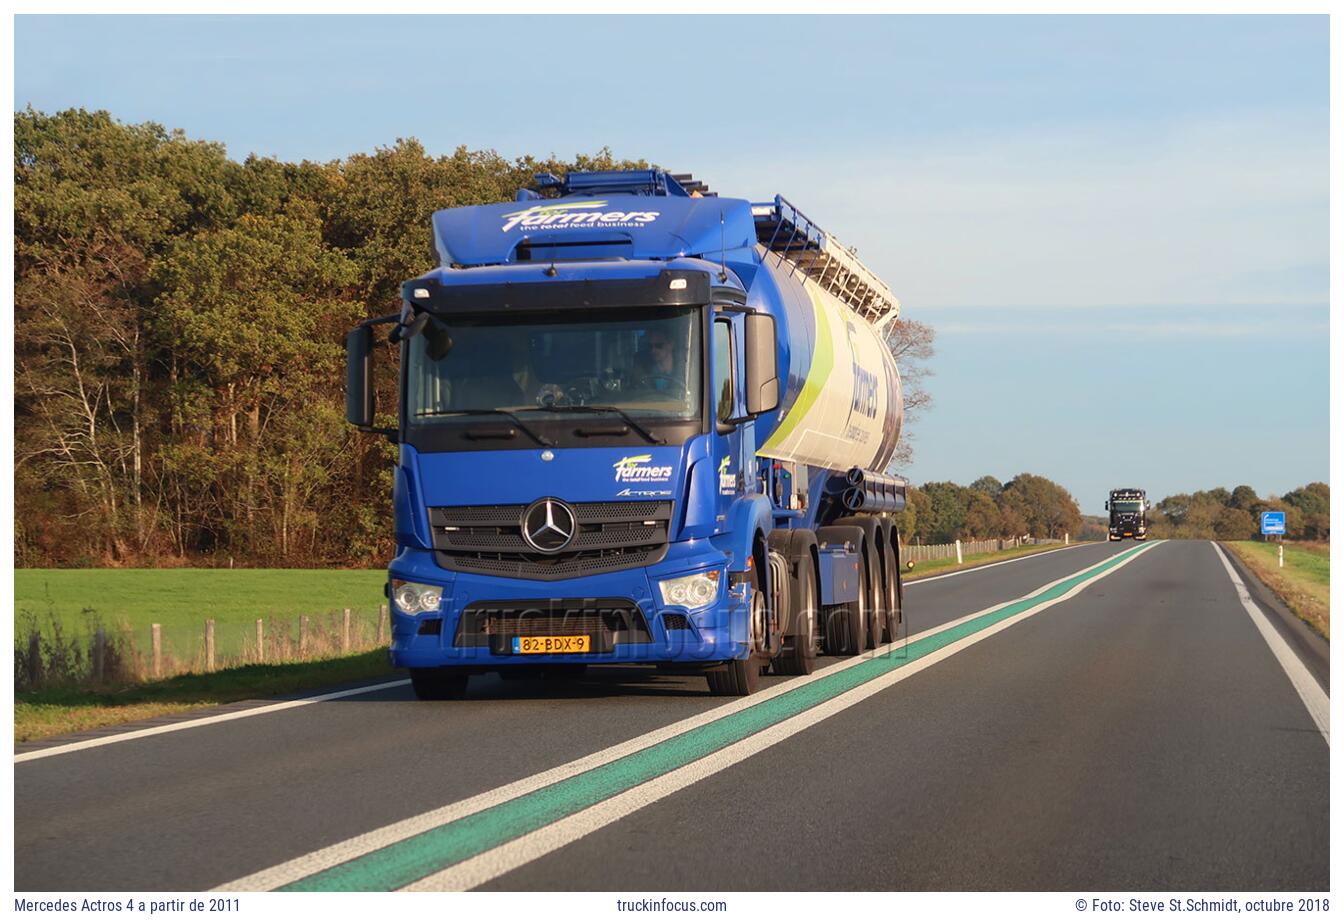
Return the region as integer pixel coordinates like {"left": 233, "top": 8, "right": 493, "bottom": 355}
{"left": 218, "top": 541, "right": 1160, "bottom": 892}
{"left": 14, "top": 679, "right": 411, "bottom": 764}
{"left": 407, "top": 540, "right": 1163, "bottom": 891}
{"left": 1210, "top": 542, "right": 1329, "bottom": 745}
{"left": 904, "top": 541, "right": 1089, "bottom": 585}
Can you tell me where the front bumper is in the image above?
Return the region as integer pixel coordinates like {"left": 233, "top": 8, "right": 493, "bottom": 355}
{"left": 386, "top": 541, "right": 750, "bottom": 668}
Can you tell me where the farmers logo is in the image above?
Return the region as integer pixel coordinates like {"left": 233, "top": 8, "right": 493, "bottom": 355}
{"left": 613, "top": 454, "right": 673, "bottom": 484}
{"left": 501, "top": 200, "right": 660, "bottom": 233}
{"left": 718, "top": 456, "right": 735, "bottom": 495}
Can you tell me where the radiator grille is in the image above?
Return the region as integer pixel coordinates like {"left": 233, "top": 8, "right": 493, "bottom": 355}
{"left": 430, "top": 500, "right": 672, "bottom": 580}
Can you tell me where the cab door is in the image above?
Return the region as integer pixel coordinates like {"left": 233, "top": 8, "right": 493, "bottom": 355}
{"left": 711, "top": 313, "right": 747, "bottom": 510}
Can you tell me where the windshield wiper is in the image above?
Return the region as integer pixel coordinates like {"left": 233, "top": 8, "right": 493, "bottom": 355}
{"left": 414, "top": 409, "right": 554, "bottom": 447}
{"left": 524, "top": 405, "right": 666, "bottom": 445}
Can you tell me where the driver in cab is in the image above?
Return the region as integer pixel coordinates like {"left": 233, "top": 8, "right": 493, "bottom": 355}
{"left": 638, "top": 330, "right": 678, "bottom": 393}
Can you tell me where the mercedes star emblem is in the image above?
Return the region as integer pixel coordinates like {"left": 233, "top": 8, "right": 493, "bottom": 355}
{"left": 520, "top": 498, "right": 577, "bottom": 553}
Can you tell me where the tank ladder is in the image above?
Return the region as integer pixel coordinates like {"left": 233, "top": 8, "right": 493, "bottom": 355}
{"left": 752, "top": 195, "right": 900, "bottom": 332}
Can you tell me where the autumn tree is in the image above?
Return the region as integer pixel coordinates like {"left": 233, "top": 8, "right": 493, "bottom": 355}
{"left": 1000, "top": 473, "right": 1083, "bottom": 540}
{"left": 884, "top": 317, "right": 935, "bottom": 471}
{"left": 14, "top": 108, "right": 645, "bottom": 566}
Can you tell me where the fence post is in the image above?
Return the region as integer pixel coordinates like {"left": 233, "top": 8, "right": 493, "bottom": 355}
{"left": 955, "top": 539, "right": 963, "bottom": 565}
{"left": 1065, "top": 533, "right": 1070, "bottom": 545}
{"left": 205, "top": 619, "right": 215, "bottom": 672}
{"left": 378, "top": 604, "right": 387, "bottom": 644}
{"left": 343, "top": 608, "right": 351, "bottom": 653}
{"left": 93, "top": 627, "right": 106, "bottom": 684}
{"left": 28, "top": 632, "right": 43, "bottom": 689}
{"left": 299, "top": 615, "right": 309, "bottom": 657}
{"left": 255, "top": 618, "right": 265, "bottom": 664}
{"left": 151, "top": 624, "right": 162, "bottom": 679}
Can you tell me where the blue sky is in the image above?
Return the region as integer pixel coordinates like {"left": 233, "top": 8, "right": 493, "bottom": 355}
{"left": 14, "top": 15, "right": 1330, "bottom": 512}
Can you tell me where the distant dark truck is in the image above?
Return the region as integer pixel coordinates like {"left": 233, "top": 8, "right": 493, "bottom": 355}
{"left": 1105, "top": 489, "right": 1149, "bottom": 541}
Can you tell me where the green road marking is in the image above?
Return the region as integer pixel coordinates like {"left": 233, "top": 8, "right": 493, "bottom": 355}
{"left": 284, "top": 541, "right": 1157, "bottom": 891}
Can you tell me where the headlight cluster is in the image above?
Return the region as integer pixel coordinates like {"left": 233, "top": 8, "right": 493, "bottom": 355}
{"left": 657, "top": 570, "right": 721, "bottom": 611}
{"left": 392, "top": 579, "right": 443, "bottom": 615}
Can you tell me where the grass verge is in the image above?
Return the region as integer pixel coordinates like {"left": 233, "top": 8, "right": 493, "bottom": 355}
{"left": 1224, "top": 541, "right": 1329, "bottom": 640}
{"left": 16, "top": 568, "right": 387, "bottom": 660}
{"left": 904, "top": 541, "right": 1086, "bottom": 581}
{"left": 15, "top": 650, "right": 397, "bottom": 743}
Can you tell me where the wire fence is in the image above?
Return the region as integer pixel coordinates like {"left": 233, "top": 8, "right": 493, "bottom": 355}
{"left": 15, "top": 606, "right": 390, "bottom": 692}
{"left": 902, "top": 536, "right": 1063, "bottom": 563}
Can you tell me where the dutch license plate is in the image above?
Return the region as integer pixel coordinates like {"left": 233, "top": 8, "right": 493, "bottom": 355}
{"left": 512, "top": 635, "right": 591, "bottom": 655}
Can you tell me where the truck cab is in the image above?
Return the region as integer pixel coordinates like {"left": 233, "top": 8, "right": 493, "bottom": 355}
{"left": 1105, "top": 488, "right": 1149, "bottom": 541}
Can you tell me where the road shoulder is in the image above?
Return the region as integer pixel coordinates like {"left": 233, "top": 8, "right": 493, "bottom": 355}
{"left": 1217, "top": 541, "right": 1328, "bottom": 692}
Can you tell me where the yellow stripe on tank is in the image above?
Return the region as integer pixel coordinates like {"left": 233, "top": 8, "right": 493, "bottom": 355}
{"left": 759, "top": 287, "right": 832, "bottom": 454}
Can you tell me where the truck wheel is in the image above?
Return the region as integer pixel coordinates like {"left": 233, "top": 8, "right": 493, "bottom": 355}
{"left": 410, "top": 668, "right": 470, "bottom": 700}
{"left": 881, "top": 538, "right": 904, "bottom": 643}
{"left": 866, "top": 542, "right": 884, "bottom": 651}
{"left": 774, "top": 554, "right": 818, "bottom": 676}
{"left": 707, "top": 566, "right": 765, "bottom": 695}
{"left": 825, "top": 550, "right": 869, "bottom": 656}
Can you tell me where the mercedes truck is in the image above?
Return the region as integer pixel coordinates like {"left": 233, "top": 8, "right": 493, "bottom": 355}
{"left": 1105, "top": 488, "right": 1149, "bottom": 541}
{"left": 345, "top": 170, "right": 907, "bottom": 698}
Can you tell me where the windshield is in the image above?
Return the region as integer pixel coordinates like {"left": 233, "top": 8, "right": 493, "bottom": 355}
{"left": 406, "top": 308, "right": 701, "bottom": 422}
{"left": 1111, "top": 500, "right": 1144, "bottom": 512}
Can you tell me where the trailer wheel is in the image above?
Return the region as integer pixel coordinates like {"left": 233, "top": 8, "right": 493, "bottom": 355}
{"left": 881, "top": 537, "right": 904, "bottom": 644}
{"left": 410, "top": 668, "right": 470, "bottom": 700}
{"left": 706, "top": 566, "right": 765, "bottom": 695}
{"left": 865, "top": 540, "right": 884, "bottom": 651}
{"left": 775, "top": 555, "right": 818, "bottom": 676}
{"left": 825, "top": 549, "right": 869, "bottom": 656}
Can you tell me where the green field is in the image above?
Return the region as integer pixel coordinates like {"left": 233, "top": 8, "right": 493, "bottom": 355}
{"left": 1226, "top": 541, "right": 1330, "bottom": 638}
{"left": 16, "top": 568, "right": 388, "bottom": 661}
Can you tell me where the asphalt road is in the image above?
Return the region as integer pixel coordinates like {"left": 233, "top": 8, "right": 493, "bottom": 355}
{"left": 14, "top": 540, "right": 1328, "bottom": 891}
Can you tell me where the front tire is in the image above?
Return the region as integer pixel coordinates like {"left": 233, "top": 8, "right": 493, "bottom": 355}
{"left": 707, "top": 565, "right": 766, "bottom": 695}
{"left": 410, "top": 667, "right": 470, "bottom": 700}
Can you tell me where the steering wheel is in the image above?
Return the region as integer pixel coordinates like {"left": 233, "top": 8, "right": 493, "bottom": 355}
{"left": 537, "top": 376, "right": 599, "bottom": 408}
{"left": 637, "top": 373, "right": 687, "bottom": 398}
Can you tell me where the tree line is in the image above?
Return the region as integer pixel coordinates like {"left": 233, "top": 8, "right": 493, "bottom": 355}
{"left": 15, "top": 107, "right": 657, "bottom": 567}
{"left": 892, "top": 474, "right": 1084, "bottom": 545}
{"left": 15, "top": 107, "right": 937, "bottom": 568}
{"left": 1147, "top": 483, "right": 1329, "bottom": 542}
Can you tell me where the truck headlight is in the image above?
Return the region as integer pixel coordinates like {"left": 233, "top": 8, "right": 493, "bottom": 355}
{"left": 392, "top": 580, "right": 443, "bottom": 615}
{"left": 657, "top": 570, "right": 721, "bottom": 611}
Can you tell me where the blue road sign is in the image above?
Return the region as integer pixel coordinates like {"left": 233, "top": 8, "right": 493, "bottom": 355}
{"left": 1260, "top": 511, "right": 1286, "bottom": 535}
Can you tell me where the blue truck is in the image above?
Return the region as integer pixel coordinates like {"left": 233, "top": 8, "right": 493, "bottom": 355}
{"left": 345, "top": 169, "right": 907, "bottom": 698}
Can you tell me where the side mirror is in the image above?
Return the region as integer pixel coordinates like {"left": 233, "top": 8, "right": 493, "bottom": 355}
{"left": 743, "top": 312, "right": 780, "bottom": 416}
{"left": 1103, "top": 501, "right": 1109, "bottom": 510}
{"left": 346, "top": 326, "right": 374, "bottom": 428}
